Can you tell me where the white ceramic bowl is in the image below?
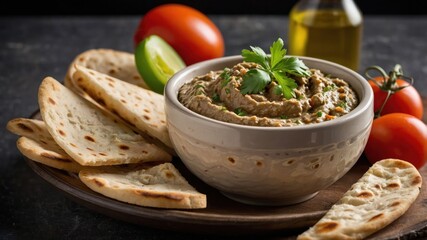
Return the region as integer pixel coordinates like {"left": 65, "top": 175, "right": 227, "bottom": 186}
{"left": 165, "top": 55, "right": 373, "bottom": 206}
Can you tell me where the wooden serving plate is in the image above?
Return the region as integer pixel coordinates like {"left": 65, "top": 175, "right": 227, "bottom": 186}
{"left": 27, "top": 100, "right": 427, "bottom": 239}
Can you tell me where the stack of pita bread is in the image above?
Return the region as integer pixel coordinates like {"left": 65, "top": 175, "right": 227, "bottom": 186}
{"left": 7, "top": 49, "right": 206, "bottom": 209}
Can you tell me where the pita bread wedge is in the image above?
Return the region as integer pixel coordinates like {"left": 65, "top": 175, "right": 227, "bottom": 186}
{"left": 16, "top": 137, "right": 85, "bottom": 173}
{"left": 16, "top": 134, "right": 168, "bottom": 173}
{"left": 7, "top": 118, "right": 167, "bottom": 172}
{"left": 79, "top": 162, "right": 207, "bottom": 209}
{"left": 38, "top": 77, "right": 171, "bottom": 166}
{"left": 73, "top": 65, "right": 172, "bottom": 148}
{"left": 297, "top": 159, "right": 422, "bottom": 240}
{"left": 7, "top": 118, "right": 55, "bottom": 144}
{"left": 7, "top": 118, "right": 82, "bottom": 172}
{"left": 65, "top": 49, "right": 148, "bottom": 94}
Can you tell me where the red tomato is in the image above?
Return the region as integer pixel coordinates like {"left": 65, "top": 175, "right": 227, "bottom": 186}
{"left": 364, "top": 113, "right": 427, "bottom": 169}
{"left": 134, "top": 4, "right": 224, "bottom": 65}
{"left": 369, "top": 77, "right": 423, "bottom": 119}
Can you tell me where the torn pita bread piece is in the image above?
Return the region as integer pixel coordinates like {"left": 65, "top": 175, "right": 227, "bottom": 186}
{"left": 7, "top": 118, "right": 55, "bottom": 144}
{"left": 73, "top": 65, "right": 172, "bottom": 148}
{"left": 16, "top": 135, "right": 168, "bottom": 173}
{"left": 16, "top": 136, "right": 85, "bottom": 173}
{"left": 297, "top": 159, "right": 422, "bottom": 240}
{"left": 38, "top": 77, "right": 171, "bottom": 166}
{"left": 16, "top": 134, "right": 167, "bottom": 173}
{"left": 8, "top": 118, "right": 168, "bottom": 173}
{"left": 79, "top": 162, "right": 207, "bottom": 209}
{"left": 65, "top": 49, "right": 148, "bottom": 94}
{"left": 7, "top": 118, "right": 82, "bottom": 172}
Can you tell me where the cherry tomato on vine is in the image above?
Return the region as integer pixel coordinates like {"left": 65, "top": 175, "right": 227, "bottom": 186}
{"left": 369, "top": 77, "right": 423, "bottom": 119}
{"left": 134, "top": 4, "right": 225, "bottom": 65}
{"left": 364, "top": 113, "right": 427, "bottom": 169}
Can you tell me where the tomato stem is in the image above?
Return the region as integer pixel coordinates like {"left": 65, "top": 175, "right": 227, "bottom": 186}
{"left": 375, "top": 90, "right": 392, "bottom": 118}
{"left": 365, "top": 64, "right": 414, "bottom": 118}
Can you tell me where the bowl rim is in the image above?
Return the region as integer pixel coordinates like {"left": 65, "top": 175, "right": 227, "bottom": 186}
{"left": 165, "top": 55, "right": 373, "bottom": 132}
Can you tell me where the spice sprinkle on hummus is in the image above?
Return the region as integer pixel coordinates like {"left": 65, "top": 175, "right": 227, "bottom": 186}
{"left": 178, "top": 39, "right": 359, "bottom": 127}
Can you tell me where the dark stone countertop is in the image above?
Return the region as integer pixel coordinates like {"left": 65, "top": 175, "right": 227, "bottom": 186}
{"left": 1, "top": 16, "right": 427, "bottom": 240}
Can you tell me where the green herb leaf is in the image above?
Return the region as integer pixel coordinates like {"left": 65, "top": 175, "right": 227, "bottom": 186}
{"left": 234, "top": 108, "right": 247, "bottom": 116}
{"left": 273, "top": 57, "right": 311, "bottom": 77}
{"left": 270, "top": 38, "right": 286, "bottom": 68}
{"left": 220, "top": 68, "right": 230, "bottom": 76}
{"left": 273, "top": 85, "right": 283, "bottom": 95}
{"left": 240, "top": 38, "right": 311, "bottom": 97}
{"left": 220, "top": 68, "right": 231, "bottom": 87}
{"left": 242, "top": 47, "right": 269, "bottom": 69}
{"left": 272, "top": 71, "right": 298, "bottom": 99}
{"left": 240, "top": 68, "right": 271, "bottom": 95}
{"left": 317, "top": 111, "right": 323, "bottom": 117}
{"left": 337, "top": 101, "right": 347, "bottom": 108}
{"left": 323, "top": 86, "right": 332, "bottom": 92}
{"left": 323, "top": 83, "right": 337, "bottom": 93}
{"left": 212, "top": 93, "right": 220, "bottom": 102}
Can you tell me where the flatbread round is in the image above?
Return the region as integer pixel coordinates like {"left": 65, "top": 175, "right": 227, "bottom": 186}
{"left": 65, "top": 49, "right": 148, "bottom": 94}
{"left": 297, "top": 159, "right": 422, "bottom": 240}
{"left": 79, "top": 162, "right": 207, "bottom": 209}
{"left": 73, "top": 65, "right": 172, "bottom": 148}
{"left": 38, "top": 77, "right": 171, "bottom": 166}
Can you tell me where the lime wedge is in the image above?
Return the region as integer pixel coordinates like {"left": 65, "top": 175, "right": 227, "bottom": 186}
{"left": 135, "top": 35, "right": 186, "bottom": 94}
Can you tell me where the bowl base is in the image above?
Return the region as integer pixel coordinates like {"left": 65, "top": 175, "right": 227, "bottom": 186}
{"left": 220, "top": 191, "right": 319, "bottom": 206}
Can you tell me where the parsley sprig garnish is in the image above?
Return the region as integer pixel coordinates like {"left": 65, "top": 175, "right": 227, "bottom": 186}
{"left": 240, "top": 38, "right": 311, "bottom": 99}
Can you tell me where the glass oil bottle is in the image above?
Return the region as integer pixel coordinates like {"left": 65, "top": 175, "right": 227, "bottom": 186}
{"left": 288, "top": 0, "right": 363, "bottom": 71}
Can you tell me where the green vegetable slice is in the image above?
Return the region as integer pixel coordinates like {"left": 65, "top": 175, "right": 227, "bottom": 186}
{"left": 135, "top": 35, "right": 186, "bottom": 94}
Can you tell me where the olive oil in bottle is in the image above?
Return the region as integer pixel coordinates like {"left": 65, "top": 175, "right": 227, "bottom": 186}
{"left": 288, "top": 0, "right": 363, "bottom": 71}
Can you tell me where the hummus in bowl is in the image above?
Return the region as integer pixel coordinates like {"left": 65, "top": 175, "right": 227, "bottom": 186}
{"left": 165, "top": 55, "right": 373, "bottom": 206}
{"left": 178, "top": 62, "right": 358, "bottom": 127}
